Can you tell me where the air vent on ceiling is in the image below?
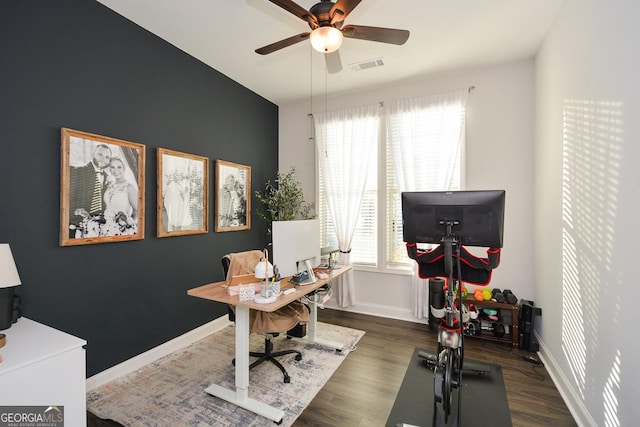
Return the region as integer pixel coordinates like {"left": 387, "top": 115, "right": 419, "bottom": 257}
{"left": 350, "top": 58, "right": 384, "bottom": 72}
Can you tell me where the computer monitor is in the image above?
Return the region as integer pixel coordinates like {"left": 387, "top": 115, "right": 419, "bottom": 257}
{"left": 272, "top": 219, "right": 320, "bottom": 283}
{"left": 401, "top": 190, "right": 505, "bottom": 248}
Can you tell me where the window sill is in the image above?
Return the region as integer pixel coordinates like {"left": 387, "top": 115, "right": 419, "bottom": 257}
{"left": 351, "top": 264, "right": 414, "bottom": 276}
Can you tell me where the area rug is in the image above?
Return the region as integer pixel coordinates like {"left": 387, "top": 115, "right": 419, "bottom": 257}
{"left": 87, "top": 322, "right": 365, "bottom": 426}
{"left": 386, "top": 348, "right": 512, "bottom": 427}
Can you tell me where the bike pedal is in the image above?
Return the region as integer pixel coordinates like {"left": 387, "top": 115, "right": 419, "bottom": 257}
{"left": 422, "top": 358, "right": 437, "bottom": 369}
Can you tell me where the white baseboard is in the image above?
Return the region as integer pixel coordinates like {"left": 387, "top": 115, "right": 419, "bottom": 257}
{"left": 537, "top": 333, "right": 596, "bottom": 427}
{"left": 86, "top": 316, "right": 232, "bottom": 391}
{"left": 323, "top": 300, "right": 428, "bottom": 325}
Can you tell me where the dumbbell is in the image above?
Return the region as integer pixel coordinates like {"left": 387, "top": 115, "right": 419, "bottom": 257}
{"left": 492, "top": 288, "right": 506, "bottom": 303}
{"left": 468, "top": 321, "right": 505, "bottom": 337}
{"left": 482, "top": 308, "right": 499, "bottom": 321}
{"left": 502, "top": 289, "right": 518, "bottom": 305}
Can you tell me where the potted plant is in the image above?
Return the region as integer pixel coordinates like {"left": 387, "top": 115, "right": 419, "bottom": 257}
{"left": 254, "top": 167, "right": 314, "bottom": 223}
{"left": 255, "top": 167, "right": 319, "bottom": 278}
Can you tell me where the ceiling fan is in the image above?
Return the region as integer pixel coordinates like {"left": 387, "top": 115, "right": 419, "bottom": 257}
{"left": 255, "top": 0, "right": 410, "bottom": 73}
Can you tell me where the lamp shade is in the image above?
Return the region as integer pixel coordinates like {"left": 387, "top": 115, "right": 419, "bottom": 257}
{"left": 254, "top": 258, "right": 274, "bottom": 280}
{"left": 310, "top": 26, "right": 343, "bottom": 53}
{"left": 0, "top": 244, "right": 21, "bottom": 288}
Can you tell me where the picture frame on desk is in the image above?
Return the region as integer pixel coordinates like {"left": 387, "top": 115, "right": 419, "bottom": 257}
{"left": 157, "top": 148, "right": 209, "bottom": 238}
{"left": 59, "top": 128, "right": 145, "bottom": 246}
{"left": 214, "top": 160, "right": 251, "bottom": 232}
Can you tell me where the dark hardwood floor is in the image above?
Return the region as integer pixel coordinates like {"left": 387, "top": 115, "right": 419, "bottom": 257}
{"left": 294, "top": 309, "right": 577, "bottom": 427}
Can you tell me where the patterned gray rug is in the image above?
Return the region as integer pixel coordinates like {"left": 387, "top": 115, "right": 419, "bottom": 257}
{"left": 87, "top": 322, "right": 365, "bottom": 426}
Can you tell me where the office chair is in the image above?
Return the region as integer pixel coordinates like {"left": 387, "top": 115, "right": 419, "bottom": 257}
{"left": 222, "top": 251, "right": 308, "bottom": 383}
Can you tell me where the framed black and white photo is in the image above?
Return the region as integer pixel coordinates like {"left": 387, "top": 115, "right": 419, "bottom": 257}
{"left": 60, "top": 128, "right": 145, "bottom": 246}
{"left": 157, "top": 148, "right": 209, "bottom": 237}
{"left": 215, "top": 160, "right": 251, "bottom": 232}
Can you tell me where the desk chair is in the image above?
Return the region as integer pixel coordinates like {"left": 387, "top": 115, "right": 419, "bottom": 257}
{"left": 222, "top": 251, "right": 308, "bottom": 383}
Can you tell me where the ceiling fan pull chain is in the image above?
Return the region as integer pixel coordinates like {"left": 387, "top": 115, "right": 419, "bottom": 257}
{"left": 309, "top": 44, "right": 314, "bottom": 142}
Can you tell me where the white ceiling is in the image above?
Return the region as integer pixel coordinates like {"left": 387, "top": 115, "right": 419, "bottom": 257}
{"left": 96, "top": 0, "right": 564, "bottom": 105}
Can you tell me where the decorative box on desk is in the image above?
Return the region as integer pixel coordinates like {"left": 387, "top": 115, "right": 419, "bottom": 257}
{"left": 462, "top": 296, "right": 520, "bottom": 348}
{"left": 0, "top": 318, "right": 87, "bottom": 424}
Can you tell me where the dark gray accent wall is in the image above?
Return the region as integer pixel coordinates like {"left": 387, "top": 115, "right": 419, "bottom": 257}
{"left": 0, "top": 1, "right": 278, "bottom": 376}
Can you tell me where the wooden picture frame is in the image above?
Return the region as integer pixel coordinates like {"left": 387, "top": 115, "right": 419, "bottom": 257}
{"left": 215, "top": 160, "right": 251, "bottom": 232}
{"left": 157, "top": 148, "right": 209, "bottom": 237}
{"left": 60, "top": 128, "right": 145, "bottom": 246}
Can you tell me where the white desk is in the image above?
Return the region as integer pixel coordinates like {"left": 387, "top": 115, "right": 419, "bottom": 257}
{"left": 187, "top": 266, "right": 350, "bottom": 424}
{"left": 0, "top": 318, "right": 87, "bottom": 425}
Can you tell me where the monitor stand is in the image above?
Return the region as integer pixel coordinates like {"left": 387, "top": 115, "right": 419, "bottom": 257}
{"left": 291, "top": 259, "right": 317, "bottom": 286}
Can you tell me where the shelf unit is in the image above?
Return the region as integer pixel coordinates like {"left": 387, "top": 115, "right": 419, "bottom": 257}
{"left": 462, "top": 296, "right": 520, "bottom": 348}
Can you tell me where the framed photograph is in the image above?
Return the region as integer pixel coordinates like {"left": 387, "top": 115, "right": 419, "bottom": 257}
{"left": 60, "top": 128, "right": 145, "bottom": 246}
{"left": 157, "top": 148, "right": 209, "bottom": 237}
{"left": 215, "top": 160, "right": 251, "bottom": 232}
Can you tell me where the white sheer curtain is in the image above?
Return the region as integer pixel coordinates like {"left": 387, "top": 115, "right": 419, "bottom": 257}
{"left": 314, "top": 104, "right": 379, "bottom": 306}
{"left": 387, "top": 89, "right": 467, "bottom": 318}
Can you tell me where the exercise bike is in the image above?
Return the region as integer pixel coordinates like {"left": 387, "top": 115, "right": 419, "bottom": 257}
{"left": 416, "top": 223, "right": 499, "bottom": 426}
{"left": 402, "top": 190, "right": 506, "bottom": 427}
{"left": 431, "top": 222, "right": 465, "bottom": 425}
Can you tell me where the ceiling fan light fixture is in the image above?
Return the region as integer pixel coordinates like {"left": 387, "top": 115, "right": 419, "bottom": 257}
{"left": 310, "top": 26, "right": 343, "bottom": 53}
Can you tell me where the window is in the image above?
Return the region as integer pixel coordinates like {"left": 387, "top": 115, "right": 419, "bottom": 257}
{"left": 318, "top": 144, "right": 378, "bottom": 265}
{"left": 317, "top": 90, "right": 467, "bottom": 270}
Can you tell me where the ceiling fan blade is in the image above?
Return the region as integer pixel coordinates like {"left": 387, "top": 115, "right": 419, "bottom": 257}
{"left": 342, "top": 25, "right": 410, "bottom": 45}
{"left": 255, "top": 32, "right": 310, "bottom": 55}
{"left": 268, "top": 0, "right": 318, "bottom": 27}
{"left": 325, "top": 50, "right": 343, "bottom": 74}
{"left": 330, "top": 0, "right": 362, "bottom": 25}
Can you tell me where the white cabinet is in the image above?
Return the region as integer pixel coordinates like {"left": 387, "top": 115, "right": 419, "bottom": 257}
{"left": 0, "top": 318, "right": 87, "bottom": 426}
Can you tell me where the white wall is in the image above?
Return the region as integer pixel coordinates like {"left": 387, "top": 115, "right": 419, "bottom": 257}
{"left": 279, "top": 59, "right": 535, "bottom": 322}
{"left": 535, "top": 1, "right": 640, "bottom": 426}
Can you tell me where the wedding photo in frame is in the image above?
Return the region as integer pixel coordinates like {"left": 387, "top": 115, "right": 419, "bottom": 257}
{"left": 157, "top": 148, "right": 209, "bottom": 238}
{"left": 215, "top": 160, "right": 251, "bottom": 232}
{"left": 60, "top": 128, "right": 145, "bottom": 246}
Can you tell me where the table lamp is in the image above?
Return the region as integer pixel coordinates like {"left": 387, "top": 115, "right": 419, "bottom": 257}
{"left": 0, "top": 244, "right": 21, "bottom": 331}
{"left": 254, "top": 249, "right": 276, "bottom": 304}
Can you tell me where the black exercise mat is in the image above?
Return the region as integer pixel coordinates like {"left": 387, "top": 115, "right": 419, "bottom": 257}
{"left": 386, "top": 348, "right": 512, "bottom": 427}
